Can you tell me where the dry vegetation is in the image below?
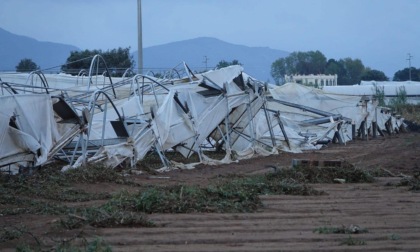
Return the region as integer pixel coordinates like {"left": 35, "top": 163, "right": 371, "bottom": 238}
{"left": 0, "top": 163, "right": 383, "bottom": 251}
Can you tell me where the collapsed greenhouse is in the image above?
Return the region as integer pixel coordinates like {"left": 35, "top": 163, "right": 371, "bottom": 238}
{"left": 0, "top": 57, "right": 410, "bottom": 174}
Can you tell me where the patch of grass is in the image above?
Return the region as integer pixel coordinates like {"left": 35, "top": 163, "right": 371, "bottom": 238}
{"left": 0, "top": 198, "right": 69, "bottom": 216}
{"left": 64, "top": 164, "right": 131, "bottom": 184}
{"left": 0, "top": 226, "right": 24, "bottom": 242}
{"left": 270, "top": 165, "right": 375, "bottom": 183}
{"left": 55, "top": 188, "right": 110, "bottom": 202}
{"left": 60, "top": 206, "right": 155, "bottom": 229}
{"left": 314, "top": 225, "right": 368, "bottom": 234}
{"left": 106, "top": 184, "right": 261, "bottom": 214}
{"left": 15, "top": 244, "right": 34, "bottom": 252}
{"left": 1, "top": 162, "right": 372, "bottom": 230}
{"left": 15, "top": 237, "right": 112, "bottom": 252}
{"left": 314, "top": 226, "right": 342, "bottom": 234}
{"left": 0, "top": 166, "right": 112, "bottom": 204}
{"left": 340, "top": 235, "right": 366, "bottom": 246}
{"left": 104, "top": 173, "right": 323, "bottom": 214}
{"left": 84, "top": 237, "right": 113, "bottom": 252}
{"left": 397, "top": 177, "right": 420, "bottom": 191}
{"left": 0, "top": 164, "right": 137, "bottom": 216}
{"left": 367, "top": 167, "right": 389, "bottom": 177}
{"left": 53, "top": 237, "right": 113, "bottom": 252}
{"left": 389, "top": 233, "right": 401, "bottom": 240}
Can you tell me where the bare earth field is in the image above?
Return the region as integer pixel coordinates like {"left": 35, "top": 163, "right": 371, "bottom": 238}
{"left": 1, "top": 132, "right": 420, "bottom": 251}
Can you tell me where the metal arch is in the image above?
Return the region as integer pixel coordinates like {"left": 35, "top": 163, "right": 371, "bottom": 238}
{"left": 167, "top": 68, "right": 181, "bottom": 79}
{"left": 76, "top": 89, "right": 126, "bottom": 164}
{"left": 87, "top": 89, "right": 124, "bottom": 120}
{"left": 77, "top": 69, "right": 88, "bottom": 86}
{"left": 129, "top": 74, "right": 171, "bottom": 107}
{"left": 25, "top": 70, "right": 50, "bottom": 94}
{"left": 87, "top": 54, "right": 116, "bottom": 99}
{"left": 122, "top": 68, "right": 136, "bottom": 80}
{"left": 162, "top": 61, "right": 197, "bottom": 81}
{"left": 77, "top": 69, "right": 88, "bottom": 76}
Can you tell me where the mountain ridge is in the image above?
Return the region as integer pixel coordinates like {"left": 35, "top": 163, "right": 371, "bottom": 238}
{"left": 137, "top": 37, "right": 289, "bottom": 81}
{"left": 0, "top": 27, "right": 79, "bottom": 72}
{"left": 0, "top": 28, "right": 289, "bottom": 81}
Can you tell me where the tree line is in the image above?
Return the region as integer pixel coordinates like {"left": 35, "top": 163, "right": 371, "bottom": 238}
{"left": 15, "top": 48, "right": 419, "bottom": 85}
{"left": 15, "top": 47, "right": 134, "bottom": 77}
{"left": 270, "top": 50, "right": 419, "bottom": 85}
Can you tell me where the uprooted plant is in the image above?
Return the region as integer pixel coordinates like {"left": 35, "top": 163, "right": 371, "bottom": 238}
{"left": 60, "top": 206, "right": 155, "bottom": 230}
{"left": 340, "top": 235, "right": 367, "bottom": 246}
{"left": 314, "top": 224, "right": 368, "bottom": 234}
{"left": 101, "top": 164, "right": 376, "bottom": 215}
{"left": 269, "top": 164, "right": 375, "bottom": 183}
{"left": 397, "top": 176, "right": 420, "bottom": 191}
{"left": 102, "top": 171, "right": 325, "bottom": 214}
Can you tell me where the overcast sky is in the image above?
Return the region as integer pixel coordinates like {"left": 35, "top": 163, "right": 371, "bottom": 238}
{"left": 1, "top": 0, "right": 419, "bottom": 78}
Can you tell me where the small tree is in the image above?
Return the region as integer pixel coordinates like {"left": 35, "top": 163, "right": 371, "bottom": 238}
{"left": 338, "top": 58, "right": 365, "bottom": 85}
{"left": 361, "top": 68, "right": 389, "bottom": 81}
{"left": 61, "top": 47, "right": 134, "bottom": 76}
{"left": 393, "top": 67, "right": 420, "bottom": 81}
{"left": 16, "top": 58, "right": 39, "bottom": 72}
{"left": 389, "top": 86, "right": 408, "bottom": 112}
{"left": 271, "top": 58, "right": 287, "bottom": 85}
{"left": 372, "top": 84, "right": 386, "bottom": 106}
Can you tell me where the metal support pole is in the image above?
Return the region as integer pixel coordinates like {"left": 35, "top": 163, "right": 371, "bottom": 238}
{"left": 275, "top": 111, "right": 290, "bottom": 149}
{"left": 262, "top": 102, "right": 276, "bottom": 148}
{"left": 372, "top": 121, "right": 377, "bottom": 139}
{"left": 246, "top": 94, "right": 256, "bottom": 146}
{"left": 363, "top": 118, "right": 368, "bottom": 141}
{"left": 137, "top": 0, "right": 143, "bottom": 74}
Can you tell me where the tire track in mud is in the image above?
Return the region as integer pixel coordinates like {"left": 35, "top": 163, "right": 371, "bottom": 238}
{"left": 96, "top": 178, "right": 420, "bottom": 251}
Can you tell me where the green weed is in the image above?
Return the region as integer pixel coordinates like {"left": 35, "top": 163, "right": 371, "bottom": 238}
{"left": 340, "top": 235, "right": 366, "bottom": 246}
{"left": 103, "top": 173, "right": 324, "bottom": 214}
{"left": 389, "top": 233, "right": 401, "bottom": 240}
{"left": 60, "top": 207, "right": 155, "bottom": 229}
{"left": 270, "top": 165, "right": 375, "bottom": 183}
{"left": 0, "top": 226, "right": 24, "bottom": 242}
{"left": 397, "top": 177, "right": 420, "bottom": 191}
{"left": 15, "top": 237, "right": 112, "bottom": 252}
{"left": 314, "top": 225, "right": 368, "bottom": 234}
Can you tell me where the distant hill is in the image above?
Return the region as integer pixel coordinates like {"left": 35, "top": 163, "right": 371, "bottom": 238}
{"left": 0, "top": 28, "right": 289, "bottom": 81}
{"left": 133, "top": 37, "right": 289, "bottom": 82}
{"left": 0, "top": 28, "right": 79, "bottom": 72}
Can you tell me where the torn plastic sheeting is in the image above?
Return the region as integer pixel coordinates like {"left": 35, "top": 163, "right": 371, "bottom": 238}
{"left": 151, "top": 90, "right": 195, "bottom": 150}
{"left": 201, "top": 65, "right": 244, "bottom": 90}
{"left": 173, "top": 92, "right": 228, "bottom": 158}
{"left": 0, "top": 94, "right": 61, "bottom": 166}
{"left": 269, "top": 83, "right": 368, "bottom": 131}
{"left": 8, "top": 127, "right": 41, "bottom": 155}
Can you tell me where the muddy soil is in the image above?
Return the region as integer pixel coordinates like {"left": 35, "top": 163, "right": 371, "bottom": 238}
{"left": 1, "top": 132, "right": 419, "bottom": 251}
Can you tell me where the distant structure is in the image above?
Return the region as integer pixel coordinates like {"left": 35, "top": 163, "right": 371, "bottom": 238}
{"left": 285, "top": 74, "right": 338, "bottom": 87}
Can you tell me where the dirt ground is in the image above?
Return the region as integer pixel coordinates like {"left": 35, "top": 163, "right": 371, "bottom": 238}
{"left": 1, "top": 132, "right": 420, "bottom": 251}
{"left": 134, "top": 131, "right": 420, "bottom": 186}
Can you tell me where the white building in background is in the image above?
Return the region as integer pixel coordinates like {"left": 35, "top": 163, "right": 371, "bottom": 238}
{"left": 285, "top": 74, "right": 338, "bottom": 87}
